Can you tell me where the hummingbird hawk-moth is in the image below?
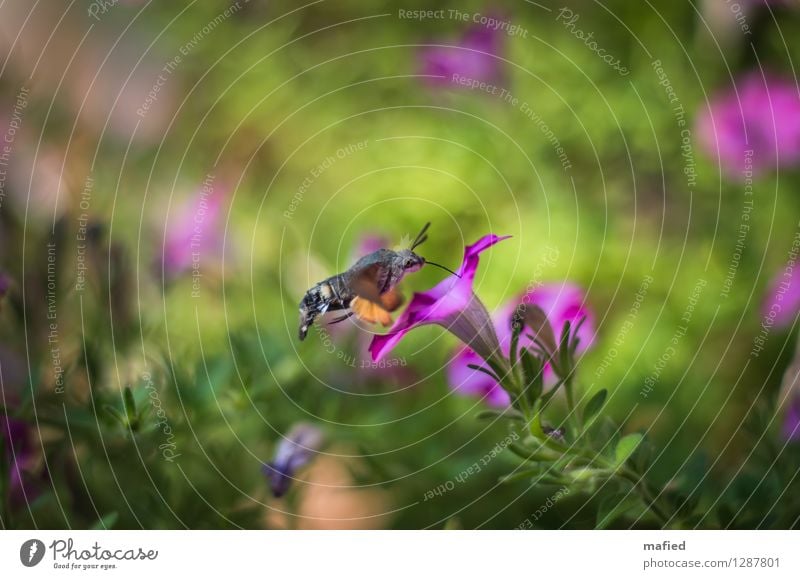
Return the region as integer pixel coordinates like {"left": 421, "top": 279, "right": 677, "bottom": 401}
{"left": 298, "top": 222, "right": 457, "bottom": 340}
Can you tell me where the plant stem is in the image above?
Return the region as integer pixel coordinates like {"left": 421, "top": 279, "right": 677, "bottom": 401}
{"left": 619, "top": 468, "right": 672, "bottom": 527}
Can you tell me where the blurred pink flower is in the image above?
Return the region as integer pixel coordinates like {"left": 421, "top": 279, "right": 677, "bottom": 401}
{"left": 784, "top": 396, "right": 800, "bottom": 441}
{"left": 351, "top": 234, "right": 390, "bottom": 260}
{"left": 419, "top": 21, "right": 504, "bottom": 88}
{"left": 778, "top": 338, "right": 800, "bottom": 442}
{"left": 697, "top": 72, "right": 800, "bottom": 177}
{"left": 762, "top": 261, "right": 800, "bottom": 328}
{"left": 158, "top": 179, "right": 228, "bottom": 279}
{"left": 447, "top": 283, "right": 595, "bottom": 407}
{"left": 1, "top": 415, "right": 45, "bottom": 505}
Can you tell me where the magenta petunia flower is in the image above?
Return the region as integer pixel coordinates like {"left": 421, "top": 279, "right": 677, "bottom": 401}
{"left": 762, "top": 261, "right": 800, "bottom": 328}
{"left": 369, "top": 234, "right": 510, "bottom": 367}
{"left": 447, "top": 283, "right": 595, "bottom": 407}
{"left": 159, "top": 179, "right": 227, "bottom": 279}
{"left": 262, "top": 422, "right": 324, "bottom": 498}
{"left": 697, "top": 72, "right": 800, "bottom": 177}
{"left": 419, "top": 20, "right": 504, "bottom": 88}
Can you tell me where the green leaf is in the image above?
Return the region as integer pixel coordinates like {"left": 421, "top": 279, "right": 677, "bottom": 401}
{"left": 528, "top": 410, "right": 546, "bottom": 439}
{"left": 498, "top": 467, "right": 543, "bottom": 484}
{"left": 103, "top": 404, "right": 126, "bottom": 426}
{"left": 507, "top": 442, "right": 558, "bottom": 462}
{"left": 123, "top": 387, "right": 136, "bottom": 419}
{"left": 509, "top": 306, "right": 524, "bottom": 371}
{"left": 569, "top": 316, "right": 588, "bottom": 355}
{"left": 557, "top": 320, "right": 572, "bottom": 378}
{"left": 596, "top": 493, "right": 643, "bottom": 529}
{"left": 123, "top": 386, "right": 139, "bottom": 431}
{"left": 91, "top": 511, "right": 119, "bottom": 530}
{"left": 583, "top": 389, "right": 608, "bottom": 425}
{"left": 475, "top": 408, "right": 524, "bottom": 421}
{"left": 615, "top": 433, "right": 643, "bottom": 467}
{"left": 520, "top": 349, "right": 544, "bottom": 406}
{"left": 539, "top": 377, "right": 566, "bottom": 409}
{"left": 467, "top": 363, "right": 501, "bottom": 383}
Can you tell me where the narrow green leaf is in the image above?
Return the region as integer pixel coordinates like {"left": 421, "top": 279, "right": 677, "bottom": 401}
{"left": 123, "top": 387, "right": 136, "bottom": 420}
{"left": 509, "top": 306, "right": 524, "bottom": 371}
{"left": 507, "top": 442, "right": 548, "bottom": 461}
{"left": 540, "top": 378, "right": 566, "bottom": 408}
{"left": 569, "top": 316, "right": 588, "bottom": 355}
{"left": 520, "top": 349, "right": 544, "bottom": 406}
{"left": 557, "top": 320, "right": 572, "bottom": 378}
{"left": 467, "top": 363, "right": 501, "bottom": 383}
{"left": 528, "top": 411, "right": 546, "bottom": 439}
{"left": 583, "top": 389, "right": 608, "bottom": 425}
{"left": 498, "top": 467, "right": 544, "bottom": 484}
{"left": 103, "top": 404, "right": 126, "bottom": 426}
{"left": 475, "top": 408, "right": 524, "bottom": 421}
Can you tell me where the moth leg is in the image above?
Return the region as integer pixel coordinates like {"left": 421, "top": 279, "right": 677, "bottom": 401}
{"left": 299, "top": 299, "right": 333, "bottom": 341}
{"left": 327, "top": 312, "right": 355, "bottom": 325}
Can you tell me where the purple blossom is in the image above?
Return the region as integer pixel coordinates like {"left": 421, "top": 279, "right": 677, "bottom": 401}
{"left": 779, "top": 338, "right": 800, "bottom": 442}
{"left": 419, "top": 20, "right": 504, "bottom": 88}
{"left": 784, "top": 397, "right": 800, "bottom": 441}
{"left": 1, "top": 415, "right": 41, "bottom": 504}
{"left": 351, "top": 234, "right": 390, "bottom": 261}
{"left": 697, "top": 72, "right": 800, "bottom": 177}
{"left": 762, "top": 261, "right": 800, "bottom": 328}
{"left": 262, "top": 423, "right": 324, "bottom": 498}
{"left": 369, "top": 234, "right": 510, "bottom": 367}
{"left": 159, "top": 180, "right": 227, "bottom": 279}
{"left": 447, "top": 283, "right": 595, "bottom": 407}
{"left": 778, "top": 316, "right": 800, "bottom": 441}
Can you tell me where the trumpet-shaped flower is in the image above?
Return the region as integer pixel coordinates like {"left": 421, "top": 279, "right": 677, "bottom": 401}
{"left": 369, "top": 234, "right": 510, "bottom": 368}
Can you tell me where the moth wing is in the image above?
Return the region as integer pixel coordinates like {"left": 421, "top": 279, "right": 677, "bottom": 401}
{"left": 348, "top": 263, "right": 404, "bottom": 326}
{"left": 378, "top": 287, "right": 404, "bottom": 312}
{"left": 350, "top": 296, "right": 393, "bottom": 326}
{"left": 349, "top": 263, "right": 385, "bottom": 304}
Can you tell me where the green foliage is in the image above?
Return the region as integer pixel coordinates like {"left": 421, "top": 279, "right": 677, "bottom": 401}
{"left": 2, "top": 0, "right": 800, "bottom": 530}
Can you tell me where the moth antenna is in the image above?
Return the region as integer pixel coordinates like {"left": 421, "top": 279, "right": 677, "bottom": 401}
{"left": 412, "top": 234, "right": 428, "bottom": 249}
{"left": 410, "top": 222, "right": 431, "bottom": 250}
{"left": 425, "top": 260, "right": 462, "bottom": 278}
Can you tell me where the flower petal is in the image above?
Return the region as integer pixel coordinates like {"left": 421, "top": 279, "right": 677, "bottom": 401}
{"left": 369, "top": 234, "right": 510, "bottom": 361}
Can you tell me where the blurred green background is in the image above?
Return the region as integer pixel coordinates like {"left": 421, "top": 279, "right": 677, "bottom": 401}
{"left": 1, "top": 0, "right": 800, "bottom": 529}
